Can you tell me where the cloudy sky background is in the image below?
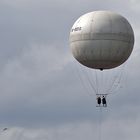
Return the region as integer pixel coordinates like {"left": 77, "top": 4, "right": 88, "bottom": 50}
{"left": 0, "top": 0, "right": 140, "bottom": 139}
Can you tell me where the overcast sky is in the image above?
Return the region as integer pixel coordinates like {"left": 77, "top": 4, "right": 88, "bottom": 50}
{"left": 0, "top": 0, "right": 140, "bottom": 139}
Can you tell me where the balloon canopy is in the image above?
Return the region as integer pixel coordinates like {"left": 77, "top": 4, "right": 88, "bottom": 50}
{"left": 69, "top": 11, "right": 134, "bottom": 70}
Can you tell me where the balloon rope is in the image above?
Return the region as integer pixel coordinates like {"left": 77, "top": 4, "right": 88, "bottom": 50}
{"left": 98, "top": 107, "right": 102, "bottom": 140}
{"left": 85, "top": 70, "right": 98, "bottom": 94}
{"left": 75, "top": 63, "right": 93, "bottom": 96}
{"left": 95, "top": 70, "right": 99, "bottom": 94}
{"left": 107, "top": 64, "right": 125, "bottom": 95}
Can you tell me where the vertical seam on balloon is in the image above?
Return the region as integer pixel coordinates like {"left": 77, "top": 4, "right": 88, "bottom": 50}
{"left": 109, "top": 12, "right": 113, "bottom": 63}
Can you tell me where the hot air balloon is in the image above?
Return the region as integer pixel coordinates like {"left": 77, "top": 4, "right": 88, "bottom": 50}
{"left": 70, "top": 11, "right": 134, "bottom": 70}
{"left": 69, "top": 11, "right": 134, "bottom": 107}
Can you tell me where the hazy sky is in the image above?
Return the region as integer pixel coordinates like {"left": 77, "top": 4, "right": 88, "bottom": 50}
{"left": 0, "top": 0, "right": 140, "bottom": 139}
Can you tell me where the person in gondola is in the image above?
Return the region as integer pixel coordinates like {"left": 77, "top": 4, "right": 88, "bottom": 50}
{"left": 97, "top": 96, "right": 101, "bottom": 106}
{"left": 102, "top": 96, "right": 107, "bottom": 107}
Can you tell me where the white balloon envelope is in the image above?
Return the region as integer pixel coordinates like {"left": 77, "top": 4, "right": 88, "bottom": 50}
{"left": 69, "top": 11, "right": 134, "bottom": 70}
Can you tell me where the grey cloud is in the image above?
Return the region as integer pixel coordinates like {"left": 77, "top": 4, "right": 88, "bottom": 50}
{"left": 0, "top": 0, "right": 139, "bottom": 140}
